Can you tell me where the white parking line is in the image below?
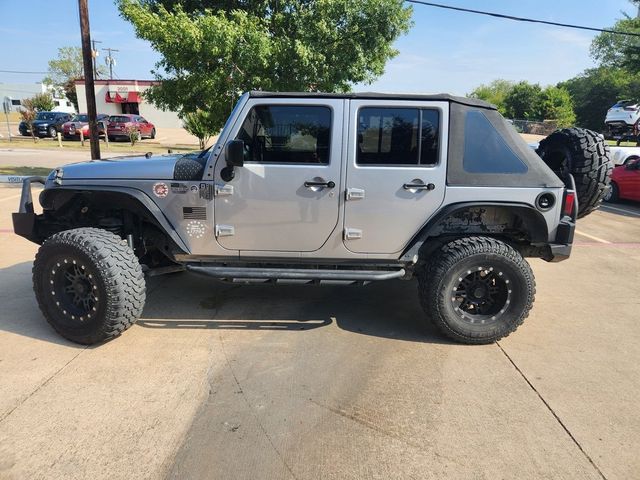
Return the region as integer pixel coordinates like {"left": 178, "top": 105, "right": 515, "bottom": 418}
{"left": 599, "top": 204, "right": 640, "bottom": 217}
{"left": 575, "top": 230, "right": 612, "bottom": 244}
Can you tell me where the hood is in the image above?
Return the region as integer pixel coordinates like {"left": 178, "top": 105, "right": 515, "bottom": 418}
{"left": 54, "top": 154, "right": 189, "bottom": 181}
{"left": 32, "top": 119, "right": 54, "bottom": 126}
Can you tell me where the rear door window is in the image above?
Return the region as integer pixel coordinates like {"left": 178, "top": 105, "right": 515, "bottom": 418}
{"left": 356, "top": 107, "right": 440, "bottom": 166}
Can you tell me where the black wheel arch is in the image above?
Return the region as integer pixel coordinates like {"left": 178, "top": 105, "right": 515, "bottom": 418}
{"left": 400, "top": 202, "right": 549, "bottom": 262}
{"left": 34, "top": 186, "right": 189, "bottom": 256}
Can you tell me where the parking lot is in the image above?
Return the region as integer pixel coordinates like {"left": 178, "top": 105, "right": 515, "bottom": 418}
{"left": 0, "top": 183, "right": 639, "bottom": 480}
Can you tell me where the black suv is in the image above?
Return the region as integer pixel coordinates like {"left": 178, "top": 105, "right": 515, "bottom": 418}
{"left": 19, "top": 111, "right": 73, "bottom": 138}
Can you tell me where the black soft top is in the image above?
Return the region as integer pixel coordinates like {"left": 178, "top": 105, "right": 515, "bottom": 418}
{"left": 249, "top": 90, "right": 496, "bottom": 110}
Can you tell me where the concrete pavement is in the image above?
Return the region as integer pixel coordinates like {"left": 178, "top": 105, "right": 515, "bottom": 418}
{"left": 0, "top": 184, "right": 638, "bottom": 479}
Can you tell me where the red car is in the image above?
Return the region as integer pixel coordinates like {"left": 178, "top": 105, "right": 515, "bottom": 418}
{"left": 107, "top": 114, "right": 156, "bottom": 141}
{"left": 62, "top": 114, "right": 109, "bottom": 140}
{"left": 606, "top": 156, "right": 640, "bottom": 202}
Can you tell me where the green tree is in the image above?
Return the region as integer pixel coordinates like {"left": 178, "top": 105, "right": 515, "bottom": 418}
{"left": 30, "top": 92, "right": 55, "bottom": 112}
{"left": 504, "top": 81, "right": 544, "bottom": 121}
{"left": 44, "top": 47, "right": 106, "bottom": 111}
{"left": 590, "top": 16, "right": 640, "bottom": 70}
{"left": 559, "top": 67, "right": 640, "bottom": 131}
{"left": 540, "top": 86, "right": 575, "bottom": 128}
{"left": 182, "top": 110, "right": 216, "bottom": 149}
{"left": 118, "top": 0, "right": 413, "bottom": 132}
{"left": 468, "top": 79, "right": 513, "bottom": 114}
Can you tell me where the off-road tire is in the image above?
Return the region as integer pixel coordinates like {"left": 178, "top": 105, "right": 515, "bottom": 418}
{"left": 604, "top": 181, "right": 619, "bottom": 203}
{"left": 418, "top": 236, "right": 535, "bottom": 344}
{"left": 536, "top": 128, "right": 612, "bottom": 218}
{"left": 33, "top": 228, "right": 146, "bottom": 345}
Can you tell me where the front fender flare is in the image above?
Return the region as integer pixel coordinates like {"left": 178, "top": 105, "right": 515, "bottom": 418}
{"left": 41, "top": 185, "right": 190, "bottom": 253}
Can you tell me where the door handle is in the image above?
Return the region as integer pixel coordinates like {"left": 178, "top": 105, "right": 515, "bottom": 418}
{"left": 304, "top": 180, "right": 335, "bottom": 189}
{"left": 403, "top": 183, "right": 435, "bottom": 191}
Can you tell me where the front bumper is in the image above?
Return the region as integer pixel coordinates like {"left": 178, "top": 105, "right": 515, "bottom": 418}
{"left": 12, "top": 176, "right": 46, "bottom": 244}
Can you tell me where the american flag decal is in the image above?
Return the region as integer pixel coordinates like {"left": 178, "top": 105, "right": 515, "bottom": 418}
{"left": 183, "top": 207, "right": 207, "bottom": 220}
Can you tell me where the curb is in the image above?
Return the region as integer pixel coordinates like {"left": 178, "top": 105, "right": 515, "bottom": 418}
{"left": 0, "top": 175, "right": 29, "bottom": 184}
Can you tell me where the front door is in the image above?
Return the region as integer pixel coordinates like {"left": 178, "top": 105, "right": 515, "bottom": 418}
{"left": 343, "top": 100, "right": 448, "bottom": 254}
{"left": 214, "top": 99, "right": 344, "bottom": 252}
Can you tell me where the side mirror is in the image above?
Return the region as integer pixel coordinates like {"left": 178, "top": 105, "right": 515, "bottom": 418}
{"left": 226, "top": 139, "right": 244, "bottom": 167}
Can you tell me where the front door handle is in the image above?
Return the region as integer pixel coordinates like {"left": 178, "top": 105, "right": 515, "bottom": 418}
{"left": 304, "top": 180, "right": 335, "bottom": 189}
{"left": 403, "top": 182, "right": 435, "bottom": 191}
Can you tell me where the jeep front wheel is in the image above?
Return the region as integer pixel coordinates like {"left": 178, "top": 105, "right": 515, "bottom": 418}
{"left": 33, "top": 228, "right": 146, "bottom": 345}
{"left": 418, "top": 237, "right": 535, "bottom": 344}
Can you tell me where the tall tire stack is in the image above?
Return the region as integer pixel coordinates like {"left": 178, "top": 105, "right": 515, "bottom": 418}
{"left": 536, "top": 128, "right": 613, "bottom": 218}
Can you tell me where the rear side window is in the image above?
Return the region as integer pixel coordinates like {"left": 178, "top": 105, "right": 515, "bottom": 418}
{"left": 463, "top": 111, "right": 527, "bottom": 174}
{"left": 357, "top": 107, "right": 440, "bottom": 166}
{"left": 236, "top": 105, "right": 332, "bottom": 164}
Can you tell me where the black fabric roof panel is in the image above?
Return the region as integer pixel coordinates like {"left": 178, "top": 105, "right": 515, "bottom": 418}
{"left": 248, "top": 91, "right": 496, "bottom": 110}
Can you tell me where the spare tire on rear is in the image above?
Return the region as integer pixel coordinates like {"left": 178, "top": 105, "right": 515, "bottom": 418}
{"left": 536, "top": 128, "right": 612, "bottom": 218}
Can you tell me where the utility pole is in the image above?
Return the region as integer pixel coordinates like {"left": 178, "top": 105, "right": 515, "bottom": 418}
{"left": 78, "top": 0, "right": 100, "bottom": 160}
{"left": 103, "top": 47, "right": 119, "bottom": 80}
{"left": 91, "top": 39, "right": 102, "bottom": 79}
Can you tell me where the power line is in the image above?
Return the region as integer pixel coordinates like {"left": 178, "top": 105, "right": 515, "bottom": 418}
{"left": 0, "top": 69, "right": 48, "bottom": 74}
{"left": 405, "top": 0, "right": 640, "bottom": 37}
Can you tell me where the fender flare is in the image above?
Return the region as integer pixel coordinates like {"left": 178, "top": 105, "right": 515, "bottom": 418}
{"left": 400, "top": 202, "right": 549, "bottom": 261}
{"left": 41, "top": 185, "right": 190, "bottom": 253}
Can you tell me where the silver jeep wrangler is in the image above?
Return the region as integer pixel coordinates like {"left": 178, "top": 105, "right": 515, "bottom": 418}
{"left": 13, "top": 92, "right": 612, "bottom": 345}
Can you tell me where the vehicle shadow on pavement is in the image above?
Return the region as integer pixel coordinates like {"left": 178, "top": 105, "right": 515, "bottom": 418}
{"left": 0, "top": 261, "right": 85, "bottom": 347}
{"left": 138, "top": 272, "right": 453, "bottom": 344}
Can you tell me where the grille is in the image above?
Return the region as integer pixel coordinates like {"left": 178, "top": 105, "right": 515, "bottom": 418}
{"left": 183, "top": 206, "right": 207, "bottom": 220}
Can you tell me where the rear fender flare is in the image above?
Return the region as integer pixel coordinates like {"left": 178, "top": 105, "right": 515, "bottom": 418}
{"left": 400, "top": 202, "right": 549, "bottom": 261}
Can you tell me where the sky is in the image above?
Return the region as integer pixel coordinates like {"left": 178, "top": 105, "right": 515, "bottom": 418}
{"left": 0, "top": 0, "right": 635, "bottom": 96}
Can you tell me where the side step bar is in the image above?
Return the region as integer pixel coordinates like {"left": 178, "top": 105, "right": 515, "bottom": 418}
{"left": 186, "top": 265, "right": 406, "bottom": 282}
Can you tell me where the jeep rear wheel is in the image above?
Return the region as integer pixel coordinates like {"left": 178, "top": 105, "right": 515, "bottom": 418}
{"left": 536, "top": 128, "right": 612, "bottom": 218}
{"left": 418, "top": 237, "right": 535, "bottom": 344}
{"left": 33, "top": 228, "right": 146, "bottom": 345}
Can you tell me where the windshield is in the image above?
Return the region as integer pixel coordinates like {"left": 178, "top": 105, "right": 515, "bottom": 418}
{"left": 72, "top": 114, "right": 89, "bottom": 122}
{"left": 35, "top": 112, "right": 57, "bottom": 121}
{"left": 109, "top": 115, "right": 131, "bottom": 123}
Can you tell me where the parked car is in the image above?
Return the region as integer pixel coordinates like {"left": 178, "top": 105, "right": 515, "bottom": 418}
{"left": 605, "top": 157, "right": 640, "bottom": 202}
{"left": 12, "top": 92, "right": 612, "bottom": 346}
{"left": 605, "top": 100, "right": 640, "bottom": 143}
{"left": 19, "top": 111, "right": 73, "bottom": 138}
{"left": 62, "top": 114, "right": 109, "bottom": 140}
{"left": 107, "top": 114, "right": 156, "bottom": 141}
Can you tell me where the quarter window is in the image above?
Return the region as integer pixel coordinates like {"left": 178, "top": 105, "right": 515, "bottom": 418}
{"left": 237, "top": 105, "right": 332, "bottom": 164}
{"left": 357, "top": 107, "right": 440, "bottom": 166}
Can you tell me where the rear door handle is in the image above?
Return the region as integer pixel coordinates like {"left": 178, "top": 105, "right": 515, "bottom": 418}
{"left": 403, "top": 183, "right": 435, "bottom": 191}
{"left": 304, "top": 180, "right": 335, "bottom": 189}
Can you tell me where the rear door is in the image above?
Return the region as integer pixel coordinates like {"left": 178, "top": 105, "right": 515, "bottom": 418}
{"left": 214, "top": 98, "right": 344, "bottom": 252}
{"left": 343, "top": 100, "right": 448, "bottom": 254}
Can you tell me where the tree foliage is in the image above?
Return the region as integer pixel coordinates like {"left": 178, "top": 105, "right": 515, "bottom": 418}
{"left": 19, "top": 98, "right": 38, "bottom": 142}
{"left": 30, "top": 92, "right": 55, "bottom": 112}
{"left": 539, "top": 86, "right": 576, "bottom": 128}
{"left": 560, "top": 67, "right": 640, "bottom": 131}
{"left": 468, "top": 79, "right": 513, "bottom": 114}
{"left": 44, "top": 47, "right": 106, "bottom": 111}
{"left": 119, "top": 0, "right": 413, "bottom": 132}
{"left": 182, "top": 110, "right": 216, "bottom": 149}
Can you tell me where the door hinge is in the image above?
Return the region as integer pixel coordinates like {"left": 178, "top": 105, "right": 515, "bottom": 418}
{"left": 346, "top": 187, "right": 365, "bottom": 201}
{"left": 215, "top": 184, "right": 234, "bottom": 196}
{"left": 344, "top": 228, "right": 363, "bottom": 240}
{"left": 215, "top": 224, "right": 235, "bottom": 237}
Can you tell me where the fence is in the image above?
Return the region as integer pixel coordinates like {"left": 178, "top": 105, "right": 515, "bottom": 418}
{"left": 508, "top": 119, "right": 558, "bottom": 136}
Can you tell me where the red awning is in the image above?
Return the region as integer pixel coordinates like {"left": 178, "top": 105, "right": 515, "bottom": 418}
{"left": 105, "top": 91, "right": 141, "bottom": 103}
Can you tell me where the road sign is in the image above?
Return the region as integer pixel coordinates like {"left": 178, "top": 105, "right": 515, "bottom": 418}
{"left": 2, "top": 97, "right": 11, "bottom": 115}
